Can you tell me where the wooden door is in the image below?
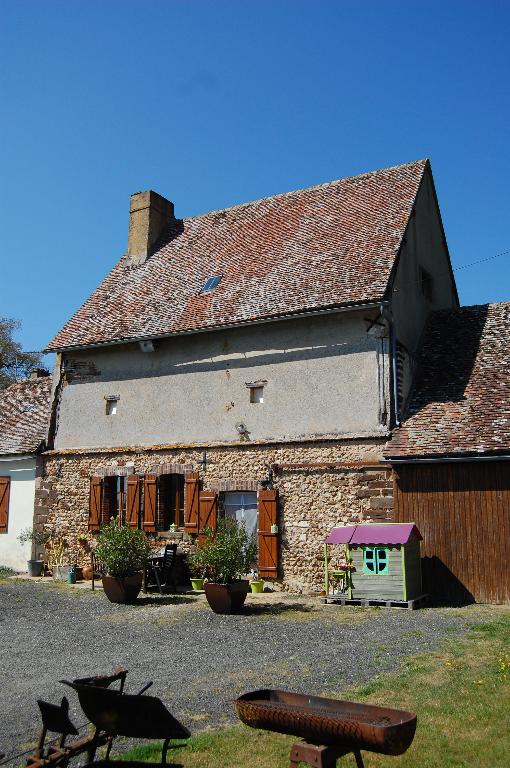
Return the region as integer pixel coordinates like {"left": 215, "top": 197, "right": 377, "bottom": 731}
{"left": 393, "top": 461, "right": 510, "bottom": 604}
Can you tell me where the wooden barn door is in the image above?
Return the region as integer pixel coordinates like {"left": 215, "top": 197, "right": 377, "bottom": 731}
{"left": 393, "top": 461, "right": 510, "bottom": 604}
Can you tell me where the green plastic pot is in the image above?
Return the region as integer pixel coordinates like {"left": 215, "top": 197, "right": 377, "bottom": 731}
{"left": 191, "top": 578, "right": 205, "bottom": 591}
{"left": 250, "top": 579, "right": 264, "bottom": 593}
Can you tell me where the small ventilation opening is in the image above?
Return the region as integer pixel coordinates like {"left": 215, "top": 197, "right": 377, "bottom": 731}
{"left": 250, "top": 386, "right": 264, "bottom": 404}
{"left": 105, "top": 395, "right": 119, "bottom": 415}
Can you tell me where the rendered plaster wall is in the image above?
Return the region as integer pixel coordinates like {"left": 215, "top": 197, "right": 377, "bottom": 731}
{"left": 38, "top": 438, "right": 394, "bottom": 592}
{"left": 391, "top": 167, "right": 458, "bottom": 406}
{"left": 53, "top": 311, "right": 390, "bottom": 450}
{"left": 0, "top": 456, "right": 37, "bottom": 571}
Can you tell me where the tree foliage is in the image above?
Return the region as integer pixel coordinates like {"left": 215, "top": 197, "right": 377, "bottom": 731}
{"left": 188, "top": 518, "right": 257, "bottom": 584}
{"left": 95, "top": 519, "right": 152, "bottom": 577}
{"left": 0, "top": 317, "right": 42, "bottom": 389}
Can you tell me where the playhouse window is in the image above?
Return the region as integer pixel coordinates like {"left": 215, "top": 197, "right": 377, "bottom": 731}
{"left": 363, "top": 547, "right": 389, "bottom": 575}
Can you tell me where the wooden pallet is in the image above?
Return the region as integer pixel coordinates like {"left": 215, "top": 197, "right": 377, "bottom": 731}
{"left": 320, "top": 594, "right": 429, "bottom": 610}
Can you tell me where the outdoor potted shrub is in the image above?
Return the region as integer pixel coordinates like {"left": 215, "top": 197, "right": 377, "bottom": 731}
{"left": 46, "top": 535, "right": 74, "bottom": 581}
{"left": 249, "top": 572, "right": 264, "bottom": 593}
{"left": 187, "top": 545, "right": 206, "bottom": 591}
{"left": 17, "top": 527, "right": 47, "bottom": 577}
{"left": 193, "top": 518, "right": 257, "bottom": 614}
{"left": 94, "top": 518, "right": 151, "bottom": 604}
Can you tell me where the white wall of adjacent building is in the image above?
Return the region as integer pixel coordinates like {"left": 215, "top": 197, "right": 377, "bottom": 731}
{"left": 0, "top": 456, "right": 36, "bottom": 571}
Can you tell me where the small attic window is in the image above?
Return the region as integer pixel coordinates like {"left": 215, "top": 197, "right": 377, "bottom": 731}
{"left": 200, "top": 275, "right": 222, "bottom": 294}
{"left": 104, "top": 395, "right": 119, "bottom": 416}
{"left": 246, "top": 380, "right": 267, "bottom": 404}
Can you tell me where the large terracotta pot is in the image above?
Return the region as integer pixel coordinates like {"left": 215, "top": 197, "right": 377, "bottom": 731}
{"left": 204, "top": 580, "right": 250, "bottom": 614}
{"left": 102, "top": 573, "right": 143, "bottom": 604}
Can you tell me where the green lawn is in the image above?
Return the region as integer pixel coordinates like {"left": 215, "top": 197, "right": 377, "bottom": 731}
{"left": 118, "top": 608, "right": 510, "bottom": 768}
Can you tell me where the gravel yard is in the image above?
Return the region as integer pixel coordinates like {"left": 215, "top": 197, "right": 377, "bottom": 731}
{"left": 0, "top": 579, "right": 493, "bottom": 762}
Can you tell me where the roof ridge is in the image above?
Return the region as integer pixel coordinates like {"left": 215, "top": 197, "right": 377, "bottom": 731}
{"left": 429, "top": 301, "right": 510, "bottom": 316}
{"left": 182, "top": 159, "right": 429, "bottom": 223}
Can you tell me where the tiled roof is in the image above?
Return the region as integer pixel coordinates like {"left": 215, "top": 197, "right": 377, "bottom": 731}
{"left": 0, "top": 377, "right": 52, "bottom": 455}
{"left": 47, "top": 160, "right": 428, "bottom": 351}
{"left": 385, "top": 303, "right": 510, "bottom": 459}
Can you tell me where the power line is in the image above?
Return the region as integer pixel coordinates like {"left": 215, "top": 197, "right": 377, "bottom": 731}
{"left": 393, "top": 245, "right": 510, "bottom": 295}
{"left": 452, "top": 248, "right": 510, "bottom": 272}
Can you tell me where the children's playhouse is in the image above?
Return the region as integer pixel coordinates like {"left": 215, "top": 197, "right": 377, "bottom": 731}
{"left": 323, "top": 523, "right": 426, "bottom": 608}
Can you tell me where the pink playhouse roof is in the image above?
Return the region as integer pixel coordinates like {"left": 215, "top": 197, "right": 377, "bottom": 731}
{"left": 325, "top": 523, "right": 422, "bottom": 545}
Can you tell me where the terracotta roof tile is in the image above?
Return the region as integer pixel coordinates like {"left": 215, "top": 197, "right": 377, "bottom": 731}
{"left": 0, "top": 377, "right": 52, "bottom": 455}
{"left": 385, "top": 303, "right": 510, "bottom": 459}
{"left": 47, "top": 160, "right": 428, "bottom": 350}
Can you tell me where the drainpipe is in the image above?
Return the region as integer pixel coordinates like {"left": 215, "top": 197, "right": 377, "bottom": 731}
{"left": 390, "top": 322, "right": 400, "bottom": 427}
{"left": 379, "top": 304, "right": 400, "bottom": 427}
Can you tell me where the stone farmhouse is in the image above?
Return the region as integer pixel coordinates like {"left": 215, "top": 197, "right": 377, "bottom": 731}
{"left": 39, "top": 159, "right": 460, "bottom": 592}
{"left": 0, "top": 371, "right": 52, "bottom": 571}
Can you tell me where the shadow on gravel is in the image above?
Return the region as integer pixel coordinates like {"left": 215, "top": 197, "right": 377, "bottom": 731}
{"left": 135, "top": 595, "right": 197, "bottom": 606}
{"left": 241, "top": 602, "right": 315, "bottom": 616}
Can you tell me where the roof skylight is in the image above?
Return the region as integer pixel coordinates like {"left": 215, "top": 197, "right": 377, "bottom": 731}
{"left": 200, "top": 275, "right": 222, "bottom": 293}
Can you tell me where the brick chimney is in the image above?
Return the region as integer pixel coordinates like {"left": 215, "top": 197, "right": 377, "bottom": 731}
{"left": 30, "top": 368, "right": 50, "bottom": 380}
{"left": 128, "top": 190, "right": 175, "bottom": 265}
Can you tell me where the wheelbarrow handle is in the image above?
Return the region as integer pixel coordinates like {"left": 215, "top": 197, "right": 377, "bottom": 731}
{"left": 136, "top": 681, "right": 153, "bottom": 696}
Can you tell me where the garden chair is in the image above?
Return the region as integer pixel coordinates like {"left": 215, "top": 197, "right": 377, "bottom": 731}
{"left": 90, "top": 553, "right": 107, "bottom": 591}
{"left": 144, "top": 544, "right": 177, "bottom": 594}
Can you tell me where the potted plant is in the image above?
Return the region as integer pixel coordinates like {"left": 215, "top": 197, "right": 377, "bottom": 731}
{"left": 94, "top": 518, "right": 151, "bottom": 603}
{"left": 17, "top": 527, "right": 47, "bottom": 577}
{"left": 46, "top": 535, "right": 74, "bottom": 581}
{"left": 193, "top": 518, "right": 257, "bottom": 614}
{"left": 187, "top": 546, "right": 206, "bottom": 591}
{"left": 249, "top": 571, "right": 264, "bottom": 593}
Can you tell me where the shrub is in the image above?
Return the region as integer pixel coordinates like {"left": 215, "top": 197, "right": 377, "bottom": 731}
{"left": 95, "top": 519, "right": 151, "bottom": 577}
{"left": 17, "top": 527, "right": 48, "bottom": 547}
{"left": 189, "top": 518, "right": 257, "bottom": 584}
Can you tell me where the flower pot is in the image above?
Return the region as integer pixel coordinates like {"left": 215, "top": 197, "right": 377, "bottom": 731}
{"left": 204, "top": 580, "right": 250, "bottom": 614}
{"left": 82, "top": 565, "right": 94, "bottom": 581}
{"left": 27, "top": 560, "right": 44, "bottom": 577}
{"left": 52, "top": 565, "right": 72, "bottom": 581}
{"left": 250, "top": 579, "right": 264, "bottom": 593}
{"left": 102, "top": 573, "right": 143, "bottom": 604}
{"left": 190, "top": 578, "right": 205, "bottom": 591}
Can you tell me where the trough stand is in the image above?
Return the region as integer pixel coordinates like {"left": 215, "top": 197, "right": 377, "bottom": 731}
{"left": 289, "top": 740, "right": 364, "bottom": 768}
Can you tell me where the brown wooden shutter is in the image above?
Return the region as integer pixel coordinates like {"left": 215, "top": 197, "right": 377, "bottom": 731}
{"left": 0, "top": 476, "right": 11, "bottom": 533}
{"left": 126, "top": 475, "right": 141, "bottom": 528}
{"left": 184, "top": 472, "right": 200, "bottom": 534}
{"left": 258, "top": 489, "right": 279, "bottom": 578}
{"left": 198, "top": 490, "right": 218, "bottom": 543}
{"left": 88, "top": 476, "right": 102, "bottom": 532}
{"left": 143, "top": 474, "right": 157, "bottom": 532}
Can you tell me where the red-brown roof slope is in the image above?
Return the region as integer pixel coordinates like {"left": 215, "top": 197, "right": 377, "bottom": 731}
{"left": 385, "top": 303, "right": 510, "bottom": 459}
{"left": 47, "top": 160, "right": 428, "bottom": 350}
{"left": 0, "top": 377, "right": 52, "bottom": 455}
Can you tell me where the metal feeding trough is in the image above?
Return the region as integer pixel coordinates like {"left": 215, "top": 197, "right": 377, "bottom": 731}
{"left": 235, "top": 689, "right": 417, "bottom": 768}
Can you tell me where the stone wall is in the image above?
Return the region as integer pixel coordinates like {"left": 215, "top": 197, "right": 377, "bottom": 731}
{"left": 35, "top": 438, "right": 394, "bottom": 592}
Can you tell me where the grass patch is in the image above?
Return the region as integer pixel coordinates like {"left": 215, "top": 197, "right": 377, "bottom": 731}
{"left": 116, "top": 608, "right": 509, "bottom": 768}
{"left": 0, "top": 565, "right": 17, "bottom": 579}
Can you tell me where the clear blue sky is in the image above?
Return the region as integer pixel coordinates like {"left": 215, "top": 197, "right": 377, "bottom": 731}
{"left": 1, "top": 0, "right": 509, "bottom": 367}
